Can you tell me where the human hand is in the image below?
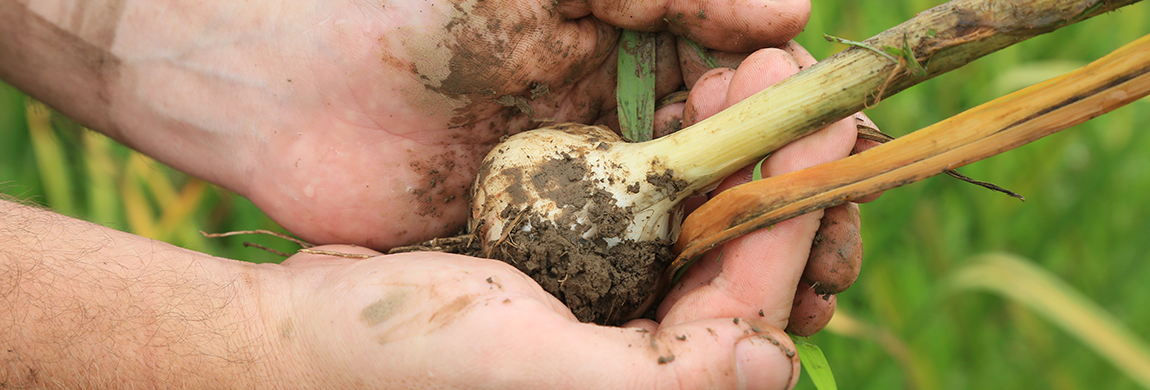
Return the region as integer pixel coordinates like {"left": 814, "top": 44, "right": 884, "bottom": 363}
{"left": 0, "top": 198, "right": 798, "bottom": 389}
{"left": 267, "top": 246, "right": 801, "bottom": 389}
{"left": 652, "top": 42, "right": 878, "bottom": 337}
{"left": 29, "top": 0, "right": 811, "bottom": 249}
{"left": 266, "top": 43, "right": 877, "bottom": 390}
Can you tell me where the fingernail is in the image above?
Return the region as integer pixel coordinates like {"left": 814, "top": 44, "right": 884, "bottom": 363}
{"left": 735, "top": 335, "right": 795, "bottom": 390}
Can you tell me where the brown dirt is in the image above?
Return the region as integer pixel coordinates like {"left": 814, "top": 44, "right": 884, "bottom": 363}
{"left": 645, "top": 168, "right": 689, "bottom": 201}
{"left": 472, "top": 143, "right": 675, "bottom": 325}
{"left": 485, "top": 210, "right": 672, "bottom": 325}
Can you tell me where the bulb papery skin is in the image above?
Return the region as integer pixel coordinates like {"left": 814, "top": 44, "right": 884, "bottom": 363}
{"left": 468, "top": 123, "right": 686, "bottom": 325}
{"left": 471, "top": 123, "right": 687, "bottom": 248}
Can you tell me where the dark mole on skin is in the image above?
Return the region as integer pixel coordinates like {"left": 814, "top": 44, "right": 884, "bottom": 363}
{"left": 658, "top": 355, "right": 676, "bottom": 364}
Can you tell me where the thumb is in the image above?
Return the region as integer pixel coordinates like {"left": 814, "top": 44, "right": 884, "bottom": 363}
{"left": 569, "top": 317, "right": 800, "bottom": 390}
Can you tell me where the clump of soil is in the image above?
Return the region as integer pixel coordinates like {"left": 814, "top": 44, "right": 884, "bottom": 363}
{"left": 485, "top": 210, "right": 673, "bottom": 325}
{"left": 456, "top": 123, "right": 681, "bottom": 325}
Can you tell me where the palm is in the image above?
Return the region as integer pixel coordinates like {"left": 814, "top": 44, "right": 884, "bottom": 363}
{"left": 279, "top": 248, "right": 799, "bottom": 389}
{"left": 106, "top": 0, "right": 808, "bottom": 249}
{"left": 230, "top": 0, "right": 643, "bottom": 249}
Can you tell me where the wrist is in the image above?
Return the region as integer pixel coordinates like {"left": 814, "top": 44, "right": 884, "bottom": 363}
{"left": 0, "top": 199, "right": 304, "bottom": 389}
{"left": 231, "top": 261, "right": 319, "bottom": 389}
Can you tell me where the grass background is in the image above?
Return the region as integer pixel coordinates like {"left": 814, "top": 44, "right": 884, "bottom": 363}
{"left": 2, "top": 1, "right": 1149, "bottom": 388}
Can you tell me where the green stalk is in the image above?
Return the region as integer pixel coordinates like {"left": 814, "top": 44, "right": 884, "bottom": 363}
{"left": 643, "top": 0, "right": 1141, "bottom": 196}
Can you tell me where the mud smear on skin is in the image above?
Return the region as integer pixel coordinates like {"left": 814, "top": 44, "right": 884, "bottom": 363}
{"left": 389, "top": 0, "right": 619, "bottom": 246}
{"left": 401, "top": 0, "right": 616, "bottom": 131}
{"left": 386, "top": 2, "right": 671, "bottom": 325}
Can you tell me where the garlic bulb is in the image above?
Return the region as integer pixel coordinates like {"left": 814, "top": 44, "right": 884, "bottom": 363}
{"left": 472, "top": 123, "right": 688, "bottom": 249}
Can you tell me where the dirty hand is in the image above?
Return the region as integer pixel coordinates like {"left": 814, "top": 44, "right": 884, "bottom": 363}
{"left": 271, "top": 44, "right": 877, "bottom": 390}
{"left": 274, "top": 246, "right": 801, "bottom": 389}
{"left": 651, "top": 42, "right": 881, "bottom": 337}
{"left": 19, "top": 0, "right": 812, "bottom": 249}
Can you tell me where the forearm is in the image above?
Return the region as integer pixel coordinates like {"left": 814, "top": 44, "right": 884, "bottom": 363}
{"left": 0, "top": 199, "right": 292, "bottom": 388}
{"left": 0, "top": 0, "right": 279, "bottom": 193}
{"left": 0, "top": 0, "right": 119, "bottom": 134}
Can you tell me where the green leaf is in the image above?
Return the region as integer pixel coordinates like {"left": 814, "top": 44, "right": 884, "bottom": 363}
{"left": 685, "top": 38, "right": 719, "bottom": 69}
{"left": 671, "top": 250, "right": 722, "bottom": 285}
{"left": 616, "top": 30, "right": 657, "bottom": 142}
{"left": 824, "top": 33, "right": 897, "bottom": 63}
{"left": 790, "top": 335, "right": 838, "bottom": 390}
{"left": 899, "top": 34, "right": 928, "bottom": 77}
{"left": 880, "top": 45, "right": 905, "bottom": 60}
{"left": 670, "top": 255, "right": 697, "bottom": 285}
{"left": 751, "top": 156, "right": 769, "bottom": 181}
{"left": 945, "top": 253, "right": 1150, "bottom": 388}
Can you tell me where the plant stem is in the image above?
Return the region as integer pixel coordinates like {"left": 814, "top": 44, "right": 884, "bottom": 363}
{"left": 672, "top": 31, "right": 1150, "bottom": 271}
{"left": 645, "top": 0, "right": 1141, "bottom": 197}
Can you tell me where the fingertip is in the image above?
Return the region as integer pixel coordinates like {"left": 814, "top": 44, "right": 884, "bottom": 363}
{"left": 683, "top": 67, "right": 735, "bottom": 126}
{"left": 736, "top": 332, "right": 800, "bottom": 390}
{"left": 665, "top": 0, "right": 811, "bottom": 52}
{"left": 779, "top": 40, "right": 818, "bottom": 70}
{"left": 654, "top": 32, "right": 684, "bottom": 97}
{"left": 724, "top": 48, "right": 800, "bottom": 111}
{"left": 802, "top": 203, "right": 862, "bottom": 294}
{"left": 653, "top": 102, "right": 686, "bottom": 138}
{"left": 784, "top": 282, "right": 836, "bottom": 337}
{"left": 646, "top": 318, "right": 798, "bottom": 390}
{"left": 587, "top": 1, "right": 670, "bottom": 31}
{"left": 853, "top": 191, "right": 884, "bottom": 203}
{"left": 677, "top": 37, "right": 752, "bottom": 87}
{"left": 853, "top": 138, "right": 884, "bottom": 155}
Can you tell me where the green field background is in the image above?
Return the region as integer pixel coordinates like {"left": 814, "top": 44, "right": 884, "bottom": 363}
{"left": 3, "top": 1, "right": 1149, "bottom": 388}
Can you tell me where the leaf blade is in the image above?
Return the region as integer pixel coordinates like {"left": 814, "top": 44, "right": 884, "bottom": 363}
{"left": 616, "top": 30, "right": 656, "bottom": 142}
{"left": 790, "top": 335, "right": 838, "bottom": 390}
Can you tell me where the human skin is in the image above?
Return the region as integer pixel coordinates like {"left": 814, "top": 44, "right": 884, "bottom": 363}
{"left": 0, "top": 0, "right": 874, "bottom": 387}
{"left": 1, "top": 198, "right": 801, "bottom": 388}
{"left": 1, "top": 0, "right": 809, "bottom": 249}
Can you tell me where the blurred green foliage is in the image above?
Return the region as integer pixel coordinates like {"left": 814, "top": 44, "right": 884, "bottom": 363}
{"left": 1, "top": 1, "right": 1149, "bottom": 388}
{"left": 794, "top": 1, "right": 1150, "bottom": 389}
{"left": 1, "top": 86, "right": 295, "bottom": 263}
